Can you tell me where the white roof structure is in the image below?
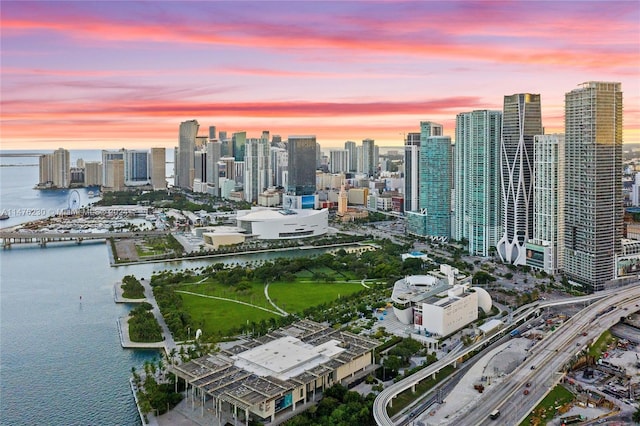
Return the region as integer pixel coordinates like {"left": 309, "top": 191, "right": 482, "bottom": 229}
{"left": 479, "top": 319, "right": 503, "bottom": 334}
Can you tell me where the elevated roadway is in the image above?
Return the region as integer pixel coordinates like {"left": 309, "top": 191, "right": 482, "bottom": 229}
{"left": 1, "top": 230, "right": 168, "bottom": 247}
{"left": 444, "top": 285, "right": 640, "bottom": 426}
{"left": 373, "top": 287, "right": 634, "bottom": 425}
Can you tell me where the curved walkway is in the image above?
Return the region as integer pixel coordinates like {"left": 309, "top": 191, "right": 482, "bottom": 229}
{"left": 264, "top": 283, "right": 289, "bottom": 316}
{"left": 175, "top": 290, "right": 286, "bottom": 316}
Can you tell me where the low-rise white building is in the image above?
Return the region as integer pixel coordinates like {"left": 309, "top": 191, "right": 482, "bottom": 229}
{"left": 391, "top": 266, "right": 492, "bottom": 337}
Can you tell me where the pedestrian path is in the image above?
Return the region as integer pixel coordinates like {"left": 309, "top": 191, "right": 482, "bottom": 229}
{"left": 264, "top": 282, "right": 289, "bottom": 316}
{"left": 175, "top": 290, "right": 286, "bottom": 316}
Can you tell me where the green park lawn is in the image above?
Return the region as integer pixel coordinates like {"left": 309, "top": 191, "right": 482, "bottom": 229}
{"left": 179, "top": 281, "right": 271, "bottom": 309}
{"left": 267, "top": 280, "right": 364, "bottom": 313}
{"left": 179, "top": 293, "right": 279, "bottom": 338}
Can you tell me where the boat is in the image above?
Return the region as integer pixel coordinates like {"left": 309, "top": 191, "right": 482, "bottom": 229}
{"left": 87, "top": 190, "right": 96, "bottom": 198}
{"left": 0, "top": 213, "right": 9, "bottom": 220}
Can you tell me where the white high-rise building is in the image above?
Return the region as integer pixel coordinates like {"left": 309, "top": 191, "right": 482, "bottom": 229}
{"left": 124, "top": 150, "right": 150, "bottom": 186}
{"left": 329, "top": 150, "right": 349, "bottom": 174}
{"left": 526, "top": 134, "right": 565, "bottom": 275}
{"left": 497, "top": 94, "right": 542, "bottom": 265}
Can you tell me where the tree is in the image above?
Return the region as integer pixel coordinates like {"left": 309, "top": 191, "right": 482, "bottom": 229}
{"left": 633, "top": 406, "right": 640, "bottom": 424}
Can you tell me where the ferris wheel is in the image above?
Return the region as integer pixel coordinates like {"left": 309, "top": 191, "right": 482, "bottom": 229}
{"left": 67, "top": 189, "right": 81, "bottom": 211}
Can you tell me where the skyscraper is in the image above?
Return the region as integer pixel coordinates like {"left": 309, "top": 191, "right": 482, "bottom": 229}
{"left": 176, "top": 119, "right": 199, "bottom": 190}
{"left": 403, "top": 132, "right": 421, "bottom": 212}
{"left": 287, "top": 135, "right": 317, "bottom": 195}
{"left": 206, "top": 140, "right": 221, "bottom": 196}
{"left": 329, "top": 150, "right": 349, "bottom": 174}
{"left": 454, "top": 110, "right": 502, "bottom": 256}
{"left": 344, "top": 141, "right": 357, "bottom": 172}
{"left": 564, "top": 82, "right": 623, "bottom": 291}
{"left": 526, "top": 134, "right": 564, "bottom": 274}
{"left": 232, "top": 131, "right": 246, "bottom": 162}
{"left": 124, "top": 150, "right": 150, "bottom": 186}
{"left": 497, "top": 93, "right": 542, "bottom": 265}
{"left": 150, "top": 148, "right": 166, "bottom": 190}
{"left": 101, "top": 149, "right": 125, "bottom": 187}
{"left": 362, "top": 138, "right": 376, "bottom": 176}
{"left": 244, "top": 138, "right": 260, "bottom": 202}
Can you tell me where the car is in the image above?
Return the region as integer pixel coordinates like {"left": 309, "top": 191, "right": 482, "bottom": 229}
{"left": 524, "top": 389, "right": 530, "bottom": 395}
{"left": 531, "top": 365, "right": 536, "bottom": 370}
{"left": 526, "top": 382, "right": 531, "bottom": 387}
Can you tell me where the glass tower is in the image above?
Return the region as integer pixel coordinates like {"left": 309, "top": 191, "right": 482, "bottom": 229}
{"left": 454, "top": 110, "right": 502, "bottom": 256}
{"left": 564, "top": 82, "right": 622, "bottom": 291}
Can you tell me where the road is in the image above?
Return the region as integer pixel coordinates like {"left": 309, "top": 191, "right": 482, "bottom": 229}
{"left": 451, "top": 285, "right": 640, "bottom": 426}
{"left": 373, "top": 286, "right": 637, "bottom": 425}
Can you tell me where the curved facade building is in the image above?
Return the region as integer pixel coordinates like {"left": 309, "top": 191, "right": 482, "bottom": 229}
{"left": 497, "top": 94, "right": 542, "bottom": 265}
{"left": 236, "top": 208, "right": 328, "bottom": 239}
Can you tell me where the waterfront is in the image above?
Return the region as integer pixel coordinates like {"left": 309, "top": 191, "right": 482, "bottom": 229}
{"left": 0, "top": 152, "right": 350, "bottom": 425}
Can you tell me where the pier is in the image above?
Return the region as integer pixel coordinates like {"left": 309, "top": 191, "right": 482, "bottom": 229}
{"left": 0, "top": 230, "right": 168, "bottom": 248}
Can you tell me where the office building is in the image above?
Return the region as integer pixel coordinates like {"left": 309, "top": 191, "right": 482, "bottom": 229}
{"left": 362, "top": 138, "right": 376, "bottom": 176}
{"left": 526, "top": 134, "right": 564, "bottom": 274}
{"left": 104, "top": 159, "right": 125, "bottom": 191}
{"left": 124, "top": 150, "right": 150, "bottom": 186}
{"left": 150, "top": 148, "right": 166, "bottom": 190}
{"left": 497, "top": 94, "right": 542, "bottom": 265}
{"left": 454, "top": 110, "right": 502, "bottom": 256}
{"left": 564, "top": 82, "right": 623, "bottom": 290}
{"left": 329, "top": 150, "right": 349, "bottom": 174}
{"left": 232, "top": 131, "right": 246, "bottom": 162}
{"left": 176, "top": 119, "right": 199, "bottom": 190}
{"left": 206, "top": 140, "right": 221, "bottom": 196}
{"left": 287, "top": 136, "right": 317, "bottom": 196}
{"left": 84, "top": 161, "right": 103, "bottom": 187}
{"left": 271, "top": 147, "right": 287, "bottom": 187}
{"left": 193, "top": 148, "right": 207, "bottom": 193}
{"left": 344, "top": 141, "right": 357, "bottom": 172}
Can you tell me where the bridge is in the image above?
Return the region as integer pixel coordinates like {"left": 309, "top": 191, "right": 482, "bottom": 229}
{"left": 372, "top": 289, "right": 624, "bottom": 425}
{"left": 0, "top": 153, "right": 47, "bottom": 157}
{"left": 0, "top": 230, "right": 168, "bottom": 248}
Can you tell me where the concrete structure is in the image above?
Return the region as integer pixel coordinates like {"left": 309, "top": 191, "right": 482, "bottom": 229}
{"left": 176, "top": 119, "right": 199, "bottom": 190}
{"left": 347, "top": 188, "right": 368, "bottom": 205}
{"left": 236, "top": 207, "right": 328, "bottom": 239}
{"left": 453, "top": 110, "right": 502, "bottom": 256}
{"left": 390, "top": 266, "right": 490, "bottom": 337}
{"left": 150, "top": 147, "right": 166, "bottom": 190}
{"left": 101, "top": 149, "right": 125, "bottom": 188}
{"left": 497, "top": 94, "right": 542, "bottom": 265}
{"left": 206, "top": 140, "right": 221, "bottom": 196}
{"left": 84, "top": 161, "right": 103, "bottom": 186}
{"left": 103, "top": 159, "right": 125, "bottom": 191}
{"left": 564, "top": 82, "right": 623, "bottom": 291}
{"left": 258, "top": 189, "right": 282, "bottom": 207}
{"left": 403, "top": 132, "right": 421, "bottom": 212}
{"left": 287, "top": 136, "right": 317, "bottom": 196}
{"left": 202, "top": 228, "right": 247, "bottom": 249}
{"left": 526, "top": 134, "right": 565, "bottom": 274}
{"left": 170, "top": 320, "right": 378, "bottom": 425}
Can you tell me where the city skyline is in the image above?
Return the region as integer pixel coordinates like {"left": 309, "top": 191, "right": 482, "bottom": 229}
{"left": 1, "top": 1, "right": 639, "bottom": 150}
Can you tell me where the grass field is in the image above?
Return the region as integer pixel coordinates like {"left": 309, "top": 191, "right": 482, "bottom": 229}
{"left": 267, "top": 280, "right": 365, "bottom": 313}
{"left": 588, "top": 330, "right": 615, "bottom": 357}
{"left": 519, "top": 384, "right": 575, "bottom": 426}
{"left": 175, "top": 269, "right": 367, "bottom": 337}
{"left": 179, "top": 293, "right": 279, "bottom": 338}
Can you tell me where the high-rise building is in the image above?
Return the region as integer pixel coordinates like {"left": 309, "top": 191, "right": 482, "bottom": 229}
{"left": 38, "top": 154, "right": 53, "bottom": 186}
{"left": 193, "top": 148, "right": 207, "bottom": 192}
{"left": 232, "top": 131, "right": 246, "bottom": 162}
{"left": 104, "top": 159, "right": 125, "bottom": 191}
{"left": 362, "top": 138, "right": 376, "bottom": 176}
{"left": 101, "top": 149, "right": 125, "bottom": 187}
{"left": 329, "top": 150, "right": 349, "bottom": 174}
{"left": 259, "top": 131, "right": 272, "bottom": 191}
{"left": 418, "top": 134, "right": 451, "bottom": 238}
{"left": 84, "top": 161, "right": 103, "bottom": 187}
{"left": 454, "top": 111, "right": 502, "bottom": 256}
{"left": 176, "top": 119, "right": 199, "bottom": 190}
{"left": 270, "top": 147, "right": 287, "bottom": 187}
{"left": 497, "top": 93, "right": 542, "bottom": 265}
{"left": 564, "top": 82, "right": 623, "bottom": 291}
{"left": 404, "top": 132, "right": 421, "bottom": 212}
{"left": 52, "top": 148, "right": 70, "bottom": 188}
{"left": 344, "top": 141, "right": 357, "bottom": 172}
{"left": 124, "top": 150, "right": 150, "bottom": 186}
{"left": 287, "top": 136, "right": 317, "bottom": 196}
{"left": 206, "top": 140, "right": 221, "bottom": 196}
{"left": 150, "top": 148, "right": 166, "bottom": 190}
{"left": 526, "top": 134, "right": 564, "bottom": 274}
{"left": 244, "top": 138, "right": 260, "bottom": 203}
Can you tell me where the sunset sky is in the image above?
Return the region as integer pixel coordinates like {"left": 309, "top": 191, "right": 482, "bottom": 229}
{"left": 1, "top": 0, "right": 639, "bottom": 150}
